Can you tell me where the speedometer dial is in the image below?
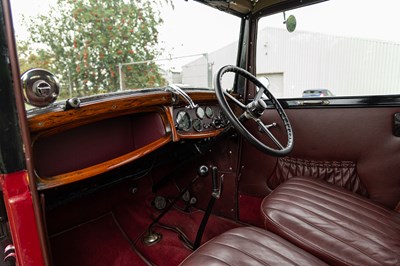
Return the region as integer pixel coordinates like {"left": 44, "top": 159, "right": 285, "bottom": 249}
{"left": 196, "top": 107, "right": 205, "bottom": 119}
{"left": 193, "top": 119, "right": 203, "bottom": 132}
{"left": 205, "top": 106, "right": 214, "bottom": 118}
{"left": 176, "top": 111, "right": 192, "bottom": 131}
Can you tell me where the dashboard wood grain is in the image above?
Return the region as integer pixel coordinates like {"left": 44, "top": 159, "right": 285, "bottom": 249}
{"left": 29, "top": 92, "right": 173, "bottom": 133}
{"left": 36, "top": 135, "right": 171, "bottom": 190}
{"left": 28, "top": 89, "right": 223, "bottom": 189}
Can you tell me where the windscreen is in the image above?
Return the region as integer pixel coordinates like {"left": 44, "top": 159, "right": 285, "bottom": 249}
{"left": 11, "top": 0, "right": 240, "bottom": 100}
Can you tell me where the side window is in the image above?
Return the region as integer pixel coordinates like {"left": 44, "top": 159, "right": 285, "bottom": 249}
{"left": 256, "top": 0, "right": 400, "bottom": 98}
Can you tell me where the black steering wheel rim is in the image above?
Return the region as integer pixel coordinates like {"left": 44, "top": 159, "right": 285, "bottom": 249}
{"left": 215, "top": 65, "right": 294, "bottom": 157}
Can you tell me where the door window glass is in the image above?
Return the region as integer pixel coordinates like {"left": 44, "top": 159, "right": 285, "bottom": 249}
{"left": 257, "top": 0, "right": 400, "bottom": 98}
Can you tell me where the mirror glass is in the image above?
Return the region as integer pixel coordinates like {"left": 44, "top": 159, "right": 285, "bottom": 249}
{"left": 285, "top": 15, "right": 297, "bottom": 32}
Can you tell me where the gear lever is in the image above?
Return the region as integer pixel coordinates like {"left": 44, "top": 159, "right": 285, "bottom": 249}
{"left": 182, "top": 166, "right": 208, "bottom": 212}
{"left": 193, "top": 166, "right": 223, "bottom": 250}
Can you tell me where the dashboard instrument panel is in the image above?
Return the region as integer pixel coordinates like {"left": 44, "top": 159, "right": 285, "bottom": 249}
{"left": 173, "top": 105, "right": 229, "bottom": 137}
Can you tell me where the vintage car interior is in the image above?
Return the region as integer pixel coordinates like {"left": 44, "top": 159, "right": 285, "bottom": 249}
{"left": 0, "top": 0, "right": 399, "bottom": 265}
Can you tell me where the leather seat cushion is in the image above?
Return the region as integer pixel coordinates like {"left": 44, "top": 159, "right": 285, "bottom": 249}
{"left": 261, "top": 177, "right": 400, "bottom": 265}
{"left": 179, "top": 226, "right": 326, "bottom": 265}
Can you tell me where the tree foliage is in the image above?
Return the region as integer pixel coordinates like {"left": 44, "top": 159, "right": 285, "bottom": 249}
{"left": 17, "top": 41, "right": 53, "bottom": 73}
{"left": 22, "top": 0, "right": 167, "bottom": 98}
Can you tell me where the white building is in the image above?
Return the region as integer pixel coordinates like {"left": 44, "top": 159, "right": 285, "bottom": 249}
{"left": 182, "top": 27, "right": 400, "bottom": 97}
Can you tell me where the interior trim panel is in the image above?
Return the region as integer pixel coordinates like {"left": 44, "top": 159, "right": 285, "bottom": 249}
{"left": 33, "top": 111, "right": 170, "bottom": 189}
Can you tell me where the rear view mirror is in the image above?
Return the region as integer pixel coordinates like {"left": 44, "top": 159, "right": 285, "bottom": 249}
{"left": 283, "top": 12, "right": 297, "bottom": 33}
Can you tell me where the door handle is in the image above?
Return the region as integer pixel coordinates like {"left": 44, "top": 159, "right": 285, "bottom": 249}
{"left": 298, "top": 99, "right": 330, "bottom": 106}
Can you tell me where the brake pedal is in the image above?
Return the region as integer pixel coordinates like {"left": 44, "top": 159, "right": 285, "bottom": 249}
{"left": 153, "top": 196, "right": 167, "bottom": 210}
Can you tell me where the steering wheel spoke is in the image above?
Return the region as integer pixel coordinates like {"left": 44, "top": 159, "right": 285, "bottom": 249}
{"left": 223, "top": 91, "right": 247, "bottom": 110}
{"left": 254, "top": 86, "right": 266, "bottom": 102}
{"left": 254, "top": 119, "right": 284, "bottom": 150}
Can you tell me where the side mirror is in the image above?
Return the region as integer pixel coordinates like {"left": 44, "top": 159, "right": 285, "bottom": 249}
{"left": 283, "top": 12, "right": 297, "bottom": 33}
{"left": 21, "top": 68, "right": 60, "bottom": 107}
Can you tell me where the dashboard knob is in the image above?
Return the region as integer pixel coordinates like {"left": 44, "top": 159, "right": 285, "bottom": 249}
{"left": 198, "top": 165, "right": 209, "bottom": 177}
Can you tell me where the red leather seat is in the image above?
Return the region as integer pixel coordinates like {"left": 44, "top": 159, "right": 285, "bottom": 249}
{"left": 180, "top": 226, "right": 326, "bottom": 265}
{"left": 261, "top": 177, "right": 400, "bottom": 265}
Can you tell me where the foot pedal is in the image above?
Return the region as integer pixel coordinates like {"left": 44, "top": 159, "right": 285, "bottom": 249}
{"left": 182, "top": 191, "right": 190, "bottom": 202}
{"left": 153, "top": 196, "right": 167, "bottom": 210}
{"left": 142, "top": 230, "right": 162, "bottom": 246}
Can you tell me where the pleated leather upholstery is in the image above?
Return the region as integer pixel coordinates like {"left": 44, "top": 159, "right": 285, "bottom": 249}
{"left": 261, "top": 177, "right": 400, "bottom": 265}
{"left": 180, "top": 227, "right": 326, "bottom": 266}
{"left": 268, "top": 157, "right": 368, "bottom": 197}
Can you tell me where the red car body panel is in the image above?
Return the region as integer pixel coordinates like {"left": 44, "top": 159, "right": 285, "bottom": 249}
{"left": 1, "top": 171, "right": 45, "bottom": 266}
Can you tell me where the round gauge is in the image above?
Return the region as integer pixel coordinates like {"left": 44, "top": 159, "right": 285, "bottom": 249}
{"left": 212, "top": 117, "right": 222, "bottom": 129}
{"left": 193, "top": 119, "right": 203, "bottom": 132}
{"left": 176, "top": 111, "right": 192, "bottom": 131}
{"left": 218, "top": 110, "right": 230, "bottom": 126}
{"left": 205, "top": 106, "right": 214, "bottom": 118}
{"left": 196, "top": 107, "right": 205, "bottom": 119}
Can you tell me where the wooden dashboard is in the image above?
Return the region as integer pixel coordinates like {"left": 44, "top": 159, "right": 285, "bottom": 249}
{"left": 28, "top": 90, "right": 227, "bottom": 190}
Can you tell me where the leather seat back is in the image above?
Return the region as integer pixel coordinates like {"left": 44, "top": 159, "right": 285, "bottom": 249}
{"left": 261, "top": 177, "right": 400, "bottom": 265}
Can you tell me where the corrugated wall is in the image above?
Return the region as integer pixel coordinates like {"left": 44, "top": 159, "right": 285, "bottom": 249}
{"left": 182, "top": 27, "right": 400, "bottom": 97}
{"left": 257, "top": 27, "right": 400, "bottom": 97}
{"left": 182, "top": 28, "right": 400, "bottom": 97}
{"left": 182, "top": 42, "right": 238, "bottom": 89}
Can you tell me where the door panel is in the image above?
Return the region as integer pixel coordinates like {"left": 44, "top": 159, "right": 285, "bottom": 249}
{"left": 239, "top": 106, "right": 400, "bottom": 209}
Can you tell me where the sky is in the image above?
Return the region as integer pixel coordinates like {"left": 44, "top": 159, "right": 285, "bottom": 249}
{"left": 258, "top": 0, "right": 400, "bottom": 43}
{"left": 10, "top": 0, "right": 400, "bottom": 61}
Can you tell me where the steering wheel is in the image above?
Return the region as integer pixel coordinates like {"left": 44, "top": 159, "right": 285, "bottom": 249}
{"left": 215, "top": 65, "right": 293, "bottom": 157}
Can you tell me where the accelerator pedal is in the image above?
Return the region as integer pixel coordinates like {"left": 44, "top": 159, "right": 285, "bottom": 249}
{"left": 142, "top": 230, "right": 162, "bottom": 246}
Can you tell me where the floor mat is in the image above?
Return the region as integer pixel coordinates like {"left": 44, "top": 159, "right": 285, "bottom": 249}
{"left": 49, "top": 177, "right": 242, "bottom": 265}
{"left": 50, "top": 213, "right": 146, "bottom": 266}
{"left": 112, "top": 183, "right": 241, "bottom": 266}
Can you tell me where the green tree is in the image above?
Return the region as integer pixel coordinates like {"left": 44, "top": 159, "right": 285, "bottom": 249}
{"left": 17, "top": 41, "right": 54, "bottom": 74}
{"left": 22, "top": 0, "right": 168, "bottom": 98}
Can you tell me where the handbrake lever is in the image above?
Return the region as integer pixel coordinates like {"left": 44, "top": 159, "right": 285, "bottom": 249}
{"left": 211, "top": 166, "right": 223, "bottom": 199}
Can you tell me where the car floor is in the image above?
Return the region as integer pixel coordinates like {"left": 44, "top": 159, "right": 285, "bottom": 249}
{"left": 45, "top": 174, "right": 241, "bottom": 266}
